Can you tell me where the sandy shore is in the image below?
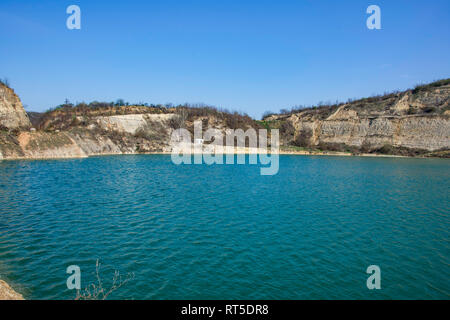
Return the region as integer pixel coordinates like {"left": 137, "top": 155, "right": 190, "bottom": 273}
{"left": 0, "top": 280, "right": 24, "bottom": 300}
{"left": 1, "top": 145, "right": 436, "bottom": 161}
{"left": 278, "top": 150, "right": 409, "bottom": 158}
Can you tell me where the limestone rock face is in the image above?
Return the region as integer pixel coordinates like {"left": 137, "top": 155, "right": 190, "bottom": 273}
{"left": 95, "top": 113, "right": 177, "bottom": 135}
{"left": 313, "top": 116, "right": 449, "bottom": 151}
{"left": 272, "top": 81, "right": 450, "bottom": 153}
{"left": 0, "top": 83, "right": 31, "bottom": 129}
{"left": 1, "top": 80, "right": 449, "bottom": 159}
{"left": 17, "top": 131, "right": 88, "bottom": 159}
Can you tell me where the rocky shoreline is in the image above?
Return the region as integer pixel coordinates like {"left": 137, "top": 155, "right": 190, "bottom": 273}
{"left": 0, "top": 148, "right": 436, "bottom": 161}
{"left": 0, "top": 280, "right": 24, "bottom": 300}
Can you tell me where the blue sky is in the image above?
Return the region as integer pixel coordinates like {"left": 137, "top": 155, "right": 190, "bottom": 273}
{"left": 1, "top": 0, "right": 449, "bottom": 118}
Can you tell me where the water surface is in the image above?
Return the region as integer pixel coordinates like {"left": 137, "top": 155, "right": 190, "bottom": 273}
{"left": 0, "top": 155, "right": 449, "bottom": 299}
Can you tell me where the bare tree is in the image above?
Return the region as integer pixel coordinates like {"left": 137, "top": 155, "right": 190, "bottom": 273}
{"left": 171, "top": 107, "right": 188, "bottom": 128}
{"left": 75, "top": 260, "right": 134, "bottom": 300}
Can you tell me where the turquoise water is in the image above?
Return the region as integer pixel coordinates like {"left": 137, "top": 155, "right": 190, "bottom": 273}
{"left": 0, "top": 155, "right": 449, "bottom": 299}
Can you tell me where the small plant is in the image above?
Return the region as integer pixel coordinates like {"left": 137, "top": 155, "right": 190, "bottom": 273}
{"left": 75, "top": 260, "right": 134, "bottom": 300}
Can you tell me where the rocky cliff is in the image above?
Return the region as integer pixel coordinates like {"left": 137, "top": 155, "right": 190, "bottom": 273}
{"left": 0, "top": 79, "right": 449, "bottom": 160}
{"left": 0, "top": 112, "right": 177, "bottom": 159}
{"left": 0, "top": 82, "right": 31, "bottom": 130}
{"left": 0, "top": 90, "right": 257, "bottom": 159}
{"left": 264, "top": 79, "right": 450, "bottom": 156}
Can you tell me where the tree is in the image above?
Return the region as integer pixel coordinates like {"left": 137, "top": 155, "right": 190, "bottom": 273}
{"left": 115, "top": 99, "right": 125, "bottom": 106}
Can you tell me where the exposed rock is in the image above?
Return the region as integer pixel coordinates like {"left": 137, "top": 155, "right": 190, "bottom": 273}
{"left": 0, "top": 131, "right": 88, "bottom": 160}
{"left": 326, "top": 105, "right": 359, "bottom": 121}
{"left": 0, "top": 83, "right": 31, "bottom": 129}
{"left": 95, "top": 113, "right": 177, "bottom": 135}
{"left": 0, "top": 79, "right": 449, "bottom": 159}
{"left": 68, "top": 130, "right": 124, "bottom": 156}
{"left": 18, "top": 131, "right": 87, "bottom": 159}
{"left": 0, "top": 280, "right": 24, "bottom": 300}
{"left": 393, "top": 93, "right": 411, "bottom": 115}
{"left": 270, "top": 79, "right": 450, "bottom": 155}
{"left": 312, "top": 115, "right": 449, "bottom": 151}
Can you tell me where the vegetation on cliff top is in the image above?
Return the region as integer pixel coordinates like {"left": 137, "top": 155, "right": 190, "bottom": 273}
{"left": 2, "top": 77, "right": 448, "bottom": 158}
{"left": 36, "top": 101, "right": 258, "bottom": 131}
{"left": 258, "top": 78, "right": 450, "bottom": 158}
{"left": 0, "top": 78, "right": 11, "bottom": 88}
{"left": 263, "top": 78, "right": 450, "bottom": 120}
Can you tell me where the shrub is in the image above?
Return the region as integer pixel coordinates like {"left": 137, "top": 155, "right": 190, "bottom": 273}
{"left": 75, "top": 260, "right": 134, "bottom": 300}
{"left": 293, "top": 129, "right": 313, "bottom": 147}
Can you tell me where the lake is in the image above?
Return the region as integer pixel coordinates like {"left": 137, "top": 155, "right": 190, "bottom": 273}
{"left": 0, "top": 155, "right": 449, "bottom": 299}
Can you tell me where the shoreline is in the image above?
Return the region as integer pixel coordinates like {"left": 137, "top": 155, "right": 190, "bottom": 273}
{"left": 0, "top": 280, "right": 24, "bottom": 300}
{"left": 0, "top": 149, "right": 444, "bottom": 161}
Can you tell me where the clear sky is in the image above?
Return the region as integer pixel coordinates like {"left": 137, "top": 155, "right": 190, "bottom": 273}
{"left": 1, "top": 0, "right": 449, "bottom": 118}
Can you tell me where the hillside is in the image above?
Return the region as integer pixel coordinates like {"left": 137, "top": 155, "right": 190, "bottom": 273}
{"left": 262, "top": 79, "right": 450, "bottom": 157}
{"left": 0, "top": 81, "right": 31, "bottom": 130}
{"left": 0, "top": 79, "right": 449, "bottom": 160}
{"left": 0, "top": 84, "right": 258, "bottom": 159}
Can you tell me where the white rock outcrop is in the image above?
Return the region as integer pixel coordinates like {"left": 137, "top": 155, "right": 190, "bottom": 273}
{"left": 0, "top": 83, "right": 31, "bottom": 129}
